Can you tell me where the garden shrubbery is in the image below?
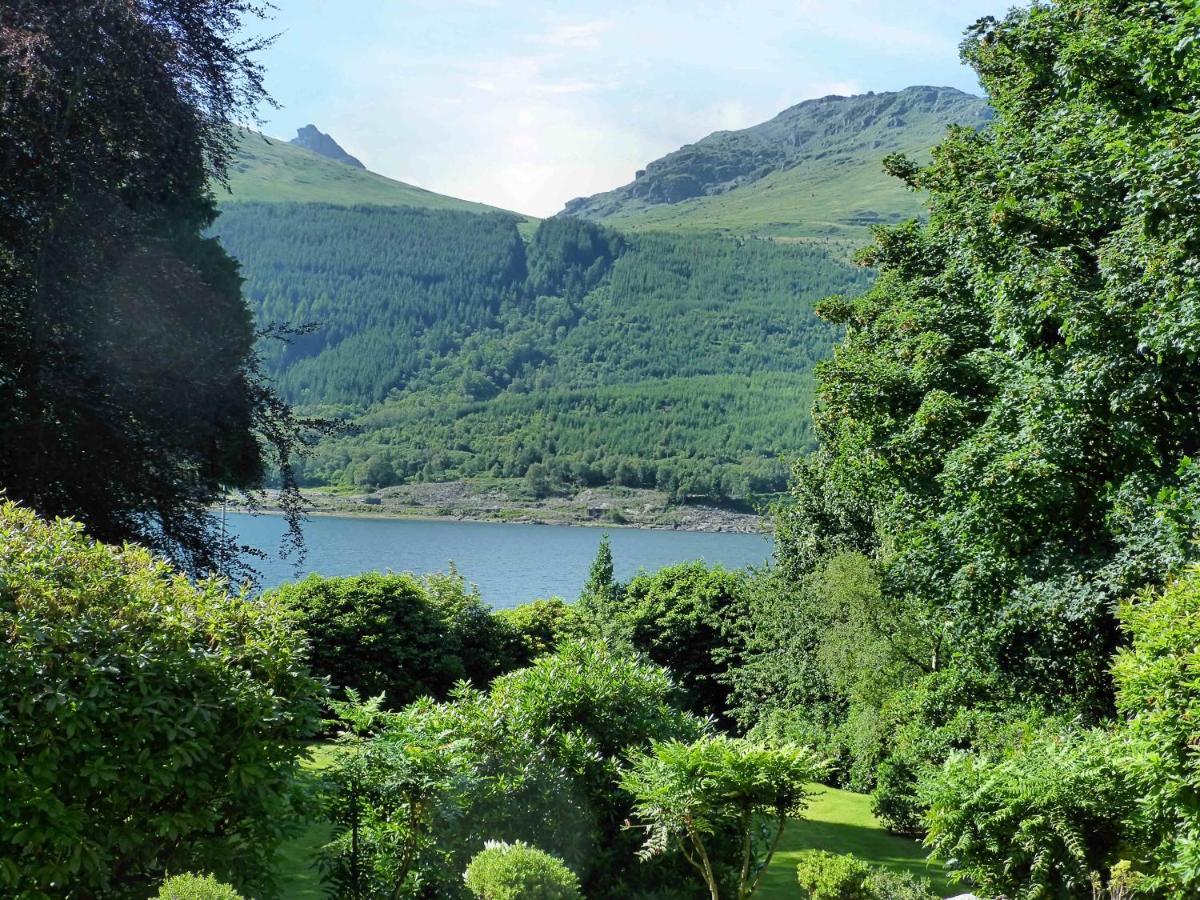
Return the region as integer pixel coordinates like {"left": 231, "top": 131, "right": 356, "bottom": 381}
{"left": 0, "top": 502, "right": 325, "bottom": 895}
{"left": 155, "top": 874, "right": 245, "bottom": 900}
{"left": 464, "top": 841, "right": 582, "bottom": 900}
{"left": 795, "top": 852, "right": 937, "bottom": 900}
{"left": 266, "top": 569, "right": 515, "bottom": 707}
{"left": 323, "top": 641, "right": 709, "bottom": 898}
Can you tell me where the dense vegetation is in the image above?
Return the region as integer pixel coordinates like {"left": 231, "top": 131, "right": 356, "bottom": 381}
{"left": 0, "top": 502, "right": 324, "bottom": 895}
{"left": 213, "top": 209, "right": 867, "bottom": 500}
{"left": 0, "top": 0, "right": 312, "bottom": 576}
{"left": 725, "top": 0, "right": 1200, "bottom": 893}
{"left": 6, "top": 0, "right": 1200, "bottom": 898}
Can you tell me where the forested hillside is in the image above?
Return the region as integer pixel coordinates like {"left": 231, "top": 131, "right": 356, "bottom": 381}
{"left": 207, "top": 92, "right": 983, "bottom": 504}
{"left": 213, "top": 207, "right": 868, "bottom": 498}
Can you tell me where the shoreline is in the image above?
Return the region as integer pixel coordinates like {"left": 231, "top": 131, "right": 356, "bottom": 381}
{"left": 224, "top": 481, "right": 770, "bottom": 535}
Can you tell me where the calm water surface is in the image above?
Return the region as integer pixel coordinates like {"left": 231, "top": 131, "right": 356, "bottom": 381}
{"left": 230, "top": 513, "right": 772, "bottom": 608}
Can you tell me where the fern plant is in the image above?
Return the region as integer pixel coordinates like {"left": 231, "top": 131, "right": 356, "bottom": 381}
{"left": 920, "top": 729, "right": 1132, "bottom": 899}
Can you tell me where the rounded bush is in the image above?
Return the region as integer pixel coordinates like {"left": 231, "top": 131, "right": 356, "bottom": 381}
{"left": 156, "top": 873, "right": 245, "bottom": 899}
{"left": 795, "top": 851, "right": 872, "bottom": 900}
{"left": 796, "top": 851, "right": 938, "bottom": 900}
{"left": 267, "top": 570, "right": 511, "bottom": 707}
{"left": 464, "top": 841, "right": 582, "bottom": 900}
{"left": 0, "top": 502, "right": 325, "bottom": 895}
{"left": 495, "top": 597, "right": 580, "bottom": 665}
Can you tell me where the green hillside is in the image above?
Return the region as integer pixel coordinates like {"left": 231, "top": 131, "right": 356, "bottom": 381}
{"left": 208, "top": 91, "right": 991, "bottom": 503}
{"left": 212, "top": 207, "right": 867, "bottom": 499}
{"left": 216, "top": 129, "right": 534, "bottom": 223}
{"left": 560, "top": 86, "right": 991, "bottom": 241}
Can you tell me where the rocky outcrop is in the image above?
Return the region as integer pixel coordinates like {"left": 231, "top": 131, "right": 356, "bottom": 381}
{"left": 290, "top": 124, "right": 366, "bottom": 169}
{"left": 559, "top": 86, "right": 992, "bottom": 220}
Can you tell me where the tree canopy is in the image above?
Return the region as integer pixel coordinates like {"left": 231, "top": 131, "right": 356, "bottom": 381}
{"left": 0, "top": 0, "right": 309, "bottom": 575}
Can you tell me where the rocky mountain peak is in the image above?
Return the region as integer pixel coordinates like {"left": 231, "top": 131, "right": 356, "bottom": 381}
{"left": 290, "top": 124, "right": 366, "bottom": 169}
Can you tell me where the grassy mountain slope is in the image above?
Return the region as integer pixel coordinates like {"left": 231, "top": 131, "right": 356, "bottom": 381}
{"left": 560, "top": 86, "right": 991, "bottom": 241}
{"left": 216, "top": 129, "right": 532, "bottom": 221}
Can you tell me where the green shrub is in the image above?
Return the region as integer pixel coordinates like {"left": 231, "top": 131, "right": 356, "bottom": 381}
{"left": 268, "top": 570, "right": 509, "bottom": 707}
{"left": 464, "top": 841, "right": 583, "bottom": 900}
{"left": 795, "top": 852, "right": 937, "bottom": 900}
{"left": 623, "top": 736, "right": 823, "bottom": 899}
{"left": 495, "top": 597, "right": 581, "bottom": 666}
{"left": 156, "top": 873, "right": 245, "bottom": 899}
{"left": 921, "top": 727, "right": 1132, "bottom": 898}
{"left": 324, "top": 641, "right": 706, "bottom": 899}
{"left": 796, "top": 852, "right": 872, "bottom": 900}
{"left": 869, "top": 669, "right": 1043, "bottom": 834}
{"left": 619, "top": 562, "right": 748, "bottom": 722}
{"left": 0, "top": 502, "right": 324, "bottom": 895}
{"left": 862, "top": 869, "right": 938, "bottom": 900}
{"left": 1113, "top": 565, "right": 1200, "bottom": 894}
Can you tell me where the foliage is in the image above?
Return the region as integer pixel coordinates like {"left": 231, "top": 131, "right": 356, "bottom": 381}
{"left": 794, "top": 852, "right": 871, "bottom": 900}
{"left": 732, "top": 556, "right": 941, "bottom": 794}
{"left": 764, "top": 0, "right": 1200, "bottom": 717}
{"left": 868, "top": 669, "right": 1046, "bottom": 834}
{"left": 1113, "top": 564, "right": 1200, "bottom": 894}
{"left": 156, "top": 874, "right": 245, "bottom": 900}
{"left": 577, "top": 534, "right": 622, "bottom": 635}
{"left": 0, "top": 0, "right": 316, "bottom": 577}
{"left": 619, "top": 562, "right": 749, "bottom": 722}
{"left": 794, "top": 852, "right": 936, "bottom": 900}
{"left": 323, "top": 641, "right": 706, "bottom": 899}
{"left": 622, "top": 736, "right": 823, "bottom": 899}
{"left": 212, "top": 206, "right": 870, "bottom": 502}
{"left": 267, "top": 571, "right": 509, "bottom": 707}
{"left": 0, "top": 502, "right": 325, "bottom": 896}
{"left": 463, "top": 841, "right": 583, "bottom": 900}
{"left": 494, "top": 598, "right": 582, "bottom": 667}
{"left": 921, "top": 728, "right": 1133, "bottom": 899}
{"left": 321, "top": 703, "right": 479, "bottom": 898}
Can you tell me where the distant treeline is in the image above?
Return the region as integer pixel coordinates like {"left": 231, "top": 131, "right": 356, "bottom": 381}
{"left": 213, "top": 206, "right": 870, "bottom": 500}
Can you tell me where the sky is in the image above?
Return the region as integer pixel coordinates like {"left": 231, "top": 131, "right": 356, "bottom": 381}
{"left": 248, "top": 1, "right": 1001, "bottom": 217}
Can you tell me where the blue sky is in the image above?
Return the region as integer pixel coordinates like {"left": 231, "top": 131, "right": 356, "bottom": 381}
{"left": 249, "top": 1, "right": 1001, "bottom": 216}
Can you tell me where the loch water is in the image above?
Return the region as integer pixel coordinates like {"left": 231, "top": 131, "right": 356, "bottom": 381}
{"left": 228, "top": 513, "right": 772, "bottom": 608}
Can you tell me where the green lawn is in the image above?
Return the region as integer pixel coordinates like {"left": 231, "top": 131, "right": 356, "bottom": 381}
{"left": 273, "top": 752, "right": 950, "bottom": 899}
{"left": 273, "top": 744, "right": 339, "bottom": 899}
{"left": 758, "top": 785, "right": 952, "bottom": 899}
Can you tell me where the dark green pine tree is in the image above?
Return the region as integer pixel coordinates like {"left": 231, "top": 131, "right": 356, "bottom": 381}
{"left": 578, "top": 534, "right": 626, "bottom": 640}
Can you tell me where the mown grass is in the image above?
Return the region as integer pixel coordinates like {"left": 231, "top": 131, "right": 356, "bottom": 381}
{"left": 273, "top": 744, "right": 339, "bottom": 899}
{"left": 758, "top": 784, "right": 952, "bottom": 898}
{"left": 273, "top": 754, "right": 950, "bottom": 900}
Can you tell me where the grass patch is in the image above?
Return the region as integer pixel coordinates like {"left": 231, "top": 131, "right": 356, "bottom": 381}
{"left": 758, "top": 785, "right": 952, "bottom": 899}
{"left": 273, "top": 744, "right": 340, "bottom": 899}
{"left": 272, "top": 752, "right": 949, "bottom": 899}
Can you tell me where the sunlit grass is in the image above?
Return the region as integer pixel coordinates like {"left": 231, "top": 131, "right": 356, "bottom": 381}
{"left": 758, "top": 784, "right": 952, "bottom": 899}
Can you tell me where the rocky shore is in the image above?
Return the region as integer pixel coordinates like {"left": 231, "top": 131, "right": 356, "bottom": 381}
{"left": 231, "top": 480, "right": 768, "bottom": 534}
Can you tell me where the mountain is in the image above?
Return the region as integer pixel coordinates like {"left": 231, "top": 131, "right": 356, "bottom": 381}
{"left": 213, "top": 209, "right": 865, "bottom": 499}
{"left": 215, "top": 128, "right": 533, "bottom": 224}
{"left": 560, "top": 86, "right": 991, "bottom": 240}
{"left": 207, "top": 87, "right": 992, "bottom": 504}
{"left": 289, "top": 124, "right": 366, "bottom": 168}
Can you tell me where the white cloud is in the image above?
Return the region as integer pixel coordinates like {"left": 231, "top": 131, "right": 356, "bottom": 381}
{"left": 267, "top": 0, "right": 987, "bottom": 215}
{"left": 542, "top": 20, "right": 612, "bottom": 49}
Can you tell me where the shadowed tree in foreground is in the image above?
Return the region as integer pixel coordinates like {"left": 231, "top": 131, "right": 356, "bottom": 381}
{"left": 0, "top": 0, "right": 322, "bottom": 576}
